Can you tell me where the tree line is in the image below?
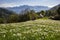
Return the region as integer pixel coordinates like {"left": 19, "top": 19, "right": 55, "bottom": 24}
{"left": 0, "top": 7, "right": 60, "bottom": 24}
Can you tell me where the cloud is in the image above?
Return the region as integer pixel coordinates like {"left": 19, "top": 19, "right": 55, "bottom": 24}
{"left": 0, "top": 0, "right": 60, "bottom": 7}
{"left": 0, "top": 3, "right": 20, "bottom": 7}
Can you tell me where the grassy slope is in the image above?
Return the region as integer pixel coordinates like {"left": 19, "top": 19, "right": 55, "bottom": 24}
{"left": 0, "top": 19, "right": 60, "bottom": 40}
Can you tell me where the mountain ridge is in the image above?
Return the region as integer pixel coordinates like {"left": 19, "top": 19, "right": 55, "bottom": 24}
{"left": 7, "top": 5, "right": 50, "bottom": 13}
{"left": 50, "top": 4, "right": 60, "bottom": 10}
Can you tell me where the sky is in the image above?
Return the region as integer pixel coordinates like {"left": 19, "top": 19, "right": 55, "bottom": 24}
{"left": 0, "top": 0, "right": 60, "bottom": 8}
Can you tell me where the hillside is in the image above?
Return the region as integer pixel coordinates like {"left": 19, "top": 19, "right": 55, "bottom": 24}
{"left": 48, "top": 4, "right": 60, "bottom": 20}
{"left": 0, "top": 19, "right": 60, "bottom": 40}
{"left": 50, "top": 4, "right": 60, "bottom": 10}
{"left": 0, "top": 8, "right": 18, "bottom": 23}
{"left": 0, "top": 8, "right": 15, "bottom": 18}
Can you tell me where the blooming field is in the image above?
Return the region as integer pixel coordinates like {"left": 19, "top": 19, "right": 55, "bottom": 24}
{"left": 0, "top": 19, "right": 60, "bottom": 40}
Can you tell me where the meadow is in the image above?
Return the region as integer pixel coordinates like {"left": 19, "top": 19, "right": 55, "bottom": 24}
{"left": 0, "top": 19, "right": 60, "bottom": 40}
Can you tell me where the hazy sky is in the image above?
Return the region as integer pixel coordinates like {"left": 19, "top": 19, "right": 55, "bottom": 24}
{"left": 0, "top": 0, "right": 60, "bottom": 7}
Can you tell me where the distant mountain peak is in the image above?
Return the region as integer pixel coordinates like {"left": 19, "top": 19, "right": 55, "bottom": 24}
{"left": 7, "top": 5, "right": 50, "bottom": 13}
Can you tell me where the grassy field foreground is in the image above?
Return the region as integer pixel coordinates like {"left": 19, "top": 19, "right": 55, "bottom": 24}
{"left": 0, "top": 19, "right": 60, "bottom": 40}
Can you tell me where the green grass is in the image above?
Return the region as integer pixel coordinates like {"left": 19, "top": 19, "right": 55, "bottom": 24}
{"left": 0, "top": 19, "right": 60, "bottom": 40}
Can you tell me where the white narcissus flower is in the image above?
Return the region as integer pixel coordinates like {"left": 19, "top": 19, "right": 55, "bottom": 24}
{"left": 17, "top": 33, "right": 22, "bottom": 36}
{"left": 3, "top": 35, "right": 6, "bottom": 38}
{"left": 13, "top": 34, "right": 16, "bottom": 36}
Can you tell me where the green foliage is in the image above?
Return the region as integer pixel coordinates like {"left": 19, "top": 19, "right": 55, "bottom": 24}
{"left": 7, "top": 14, "right": 19, "bottom": 23}
{"left": 40, "top": 10, "right": 45, "bottom": 16}
{"left": 57, "top": 7, "right": 60, "bottom": 15}
{"left": 0, "top": 18, "right": 4, "bottom": 23}
{"left": 18, "top": 10, "right": 39, "bottom": 22}
{"left": 45, "top": 6, "right": 60, "bottom": 20}
{"left": 27, "top": 10, "right": 39, "bottom": 20}
{"left": 0, "top": 8, "right": 18, "bottom": 23}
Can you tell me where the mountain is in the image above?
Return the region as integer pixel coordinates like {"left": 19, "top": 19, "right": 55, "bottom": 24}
{"left": 49, "top": 4, "right": 60, "bottom": 20}
{"left": 0, "top": 7, "right": 15, "bottom": 18}
{"left": 50, "top": 4, "right": 60, "bottom": 10}
{"left": 7, "top": 5, "right": 49, "bottom": 13}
